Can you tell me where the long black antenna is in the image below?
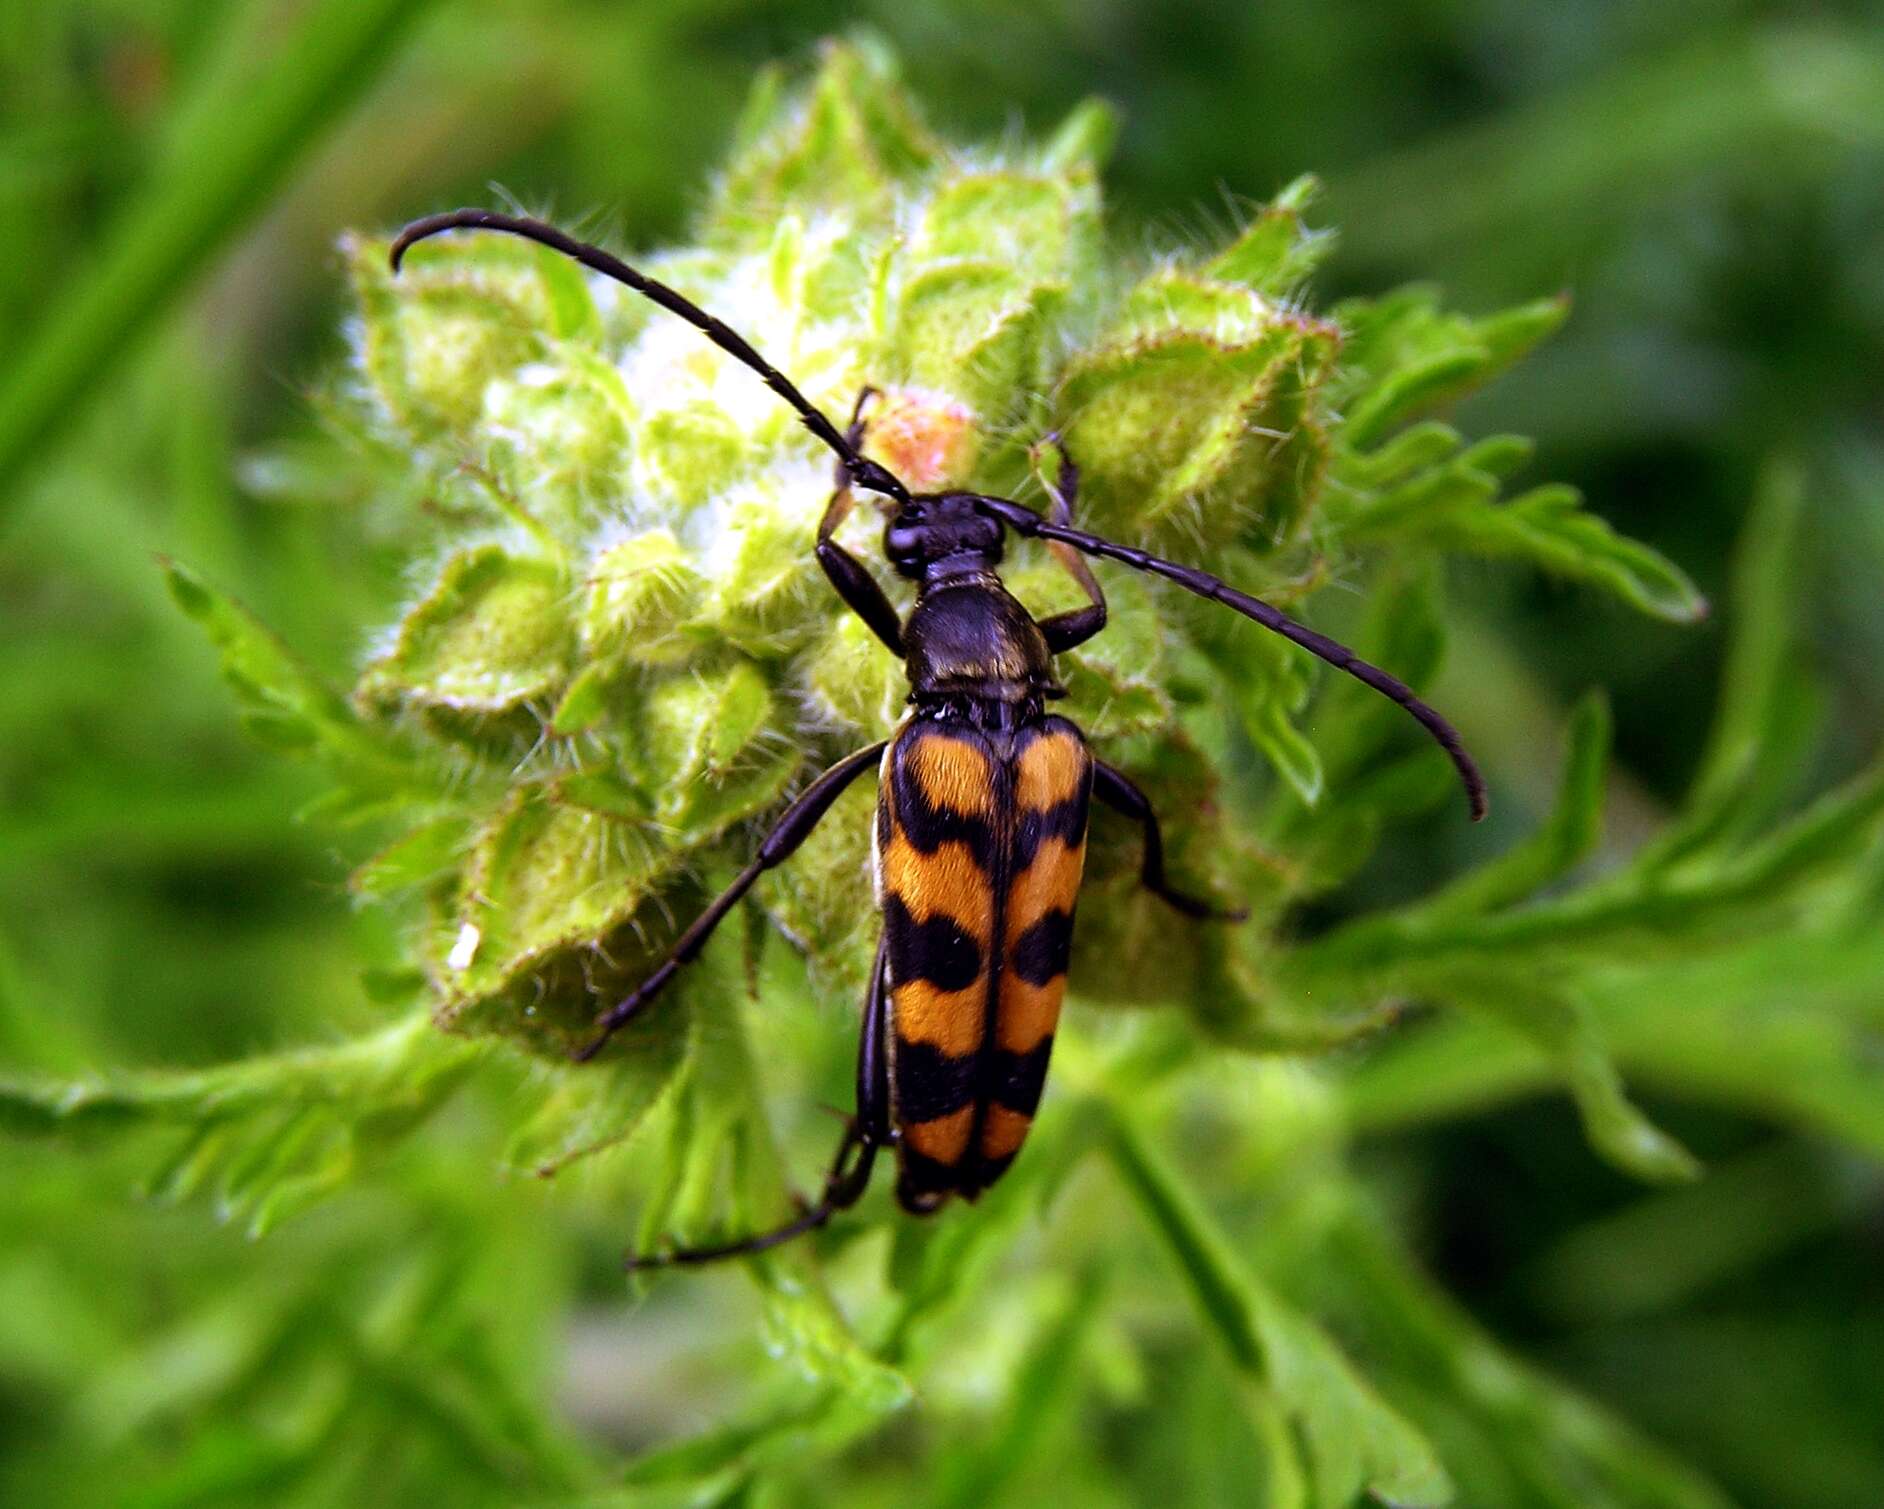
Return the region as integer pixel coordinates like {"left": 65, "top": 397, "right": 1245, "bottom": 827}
{"left": 976, "top": 495, "right": 1488, "bottom": 820}
{"left": 389, "top": 208, "right": 911, "bottom": 505}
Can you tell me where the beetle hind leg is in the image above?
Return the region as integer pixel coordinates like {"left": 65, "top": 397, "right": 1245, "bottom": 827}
{"left": 624, "top": 1118, "right": 883, "bottom": 1271}
{"left": 625, "top": 933, "right": 894, "bottom": 1271}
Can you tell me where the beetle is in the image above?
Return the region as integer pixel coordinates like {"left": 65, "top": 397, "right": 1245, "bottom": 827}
{"left": 390, "top": 208, "right": 1487, "bottom": 1267}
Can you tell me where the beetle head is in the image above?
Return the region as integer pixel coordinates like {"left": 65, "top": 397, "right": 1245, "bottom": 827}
{"left": 883, "top": 494, "right": 1006, "bottom": 580}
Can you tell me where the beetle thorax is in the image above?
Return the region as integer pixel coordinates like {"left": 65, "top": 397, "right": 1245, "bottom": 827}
{"left": 902, "top": 578, "right": 1057, "bottom": 709}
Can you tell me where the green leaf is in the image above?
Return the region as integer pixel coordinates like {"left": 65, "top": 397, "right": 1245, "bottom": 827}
{"left": 1296, "top": 743, "right": 1884, "bottom": 985}
{"left": 1343, "top": 912, "right": 1884, "bottom": 1168}
{"left": 1440, "top": 970, "right": 1700, "bottom": 1185}
{"left": 1318, "top": 1200, "right": 1740, "bottom": 1509}
{"left": 1471, "top": 484, "right": 1706, "bottom": 622}
{"left": 578, "top": 530, "right": 708, "bottom": 666}
{"left": 625, "top": 957, "right": 911, "bottom": 1431}
{"left": 880, "top": 1117, "right": 1085, "bottom": 1365}
{"left": 348, "top": 231, "right": 555, "bottom": 447}
{"left": 705, "top": 496, "right": 830, "bottom": 653}
{"left": 1231, "top": 631, "right": 1327, "bottom": 809}
{"left": 1039, "top": 96, "right": 1120, "bottom": 174}
{"left": 1104, "top": 1107, "right": 1451, "bottom": 1508}
{"left": 618, "top": 1392, "right": 847, "bottom": 1503}
{"left": 708, "top": 37, "right": 940, "bottom": 242}
{"left": 1526, "top": 1140, "right": 1868, "bottom": 1327}
{"left": 627, "top": 664, "right": 800, "bottom": 839}
{"left": 911, "top": 171, "right": 1082, "bottom": 283}
{"left": 552, "top": 769, "right": 654, "bottom": 823}
{"left": 1336, "top": 289, "right": 1568, "bottom": 441}
{"left": 1010, "top": 562, "right": 1172, "bottom": 741}
{"left": 350, "top": 816, "right": 470, "bottom": 901}
{"left": 501, "top": 1014, "right": 693, "bottom": 1179}
{"left": 894, "top": 260, "right": 1061, "bottom": 420}
{"left": 1414, "top": 692, "right": 1611, "bottom": 922}
{"left": 548, "top": 661, "right": 616, "bottom": 737}
{"left": 1344, "top": 468, "right": 1707, "bottom": 623}
{"left": 802, "top": 613, "right": 911, "bottom": 737}
{"left": 930, "top": 1269, "right": 1107, "bottom": 1509}
{"left": 440, "top": 784, "right": 677, "bottom": 1048}
{"left": 1203, "top": 175, "right": 1335, "bottom": 295}
{"left": 751, "top": 1269, "right": 912, "bottom": 1418}
{"left": 532, "top": 241, "right": 603, "bottom": 344}
{"left": 1265, "top": 685, "right": 1709, "bottom": 1173}
{"left": 1645, "top": 458, "right": 1812, "bottom": 867}
{"left": 1339, "top": 421, "right": 1465, "bottom": 489}
{"left": 359, "top": 546, "right": 575, "bottom": 715}
{"left": 0, "top": 1018, "right": 476, "bottom": 1234}
{"left": 1345, "top": 348, "right": 1493, "bottom": 450}
{"left": 482, "top": 347, "right": 633, "bottom": 518}
{"left": 1060, "top": 323, "right": 1336, "bottom": 550}
{"left": 163, "top": 559, "right": 416, "bottom": 788}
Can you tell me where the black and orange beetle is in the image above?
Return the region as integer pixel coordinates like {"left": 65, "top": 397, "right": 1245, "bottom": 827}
{"left": 391, "top": 209, "right": 1487, "bottom": 1266}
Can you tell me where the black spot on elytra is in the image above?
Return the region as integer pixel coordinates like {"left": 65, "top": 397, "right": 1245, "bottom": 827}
{"left": 992, "top": 1035, "right": 1053, "bottom": 1114}
{"left": 884, "top": 893, "right": 983, "bottom": 992}
{"left": 965, "top": 1151, "right": 1016, "bottom": 1193}
{"left": 895, "top": 1149, "right": 962, "bottom": 1210}
{"left": 1013, "top": 795, "right": 1090, "bottom": 871}
{"left": 890, "top": 727, "right": 999, "bottom": 867}
{"left": 1010, "top": 908, "right": 1074, "bottom": 986}
{"left": 891, "top": 1035, "right": 978, "bottom": 1122}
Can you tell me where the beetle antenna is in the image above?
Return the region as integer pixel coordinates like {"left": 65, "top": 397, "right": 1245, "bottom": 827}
{"left": 389, "top": 209, "right": 911, "bottom": 505}
{"left": 977, "top": 496, "right": 1488, "bottom": 820}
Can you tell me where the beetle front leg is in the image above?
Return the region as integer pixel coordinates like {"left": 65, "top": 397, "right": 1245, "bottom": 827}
{"left": 816, "top": 387, "right": 905, "bottom": 654}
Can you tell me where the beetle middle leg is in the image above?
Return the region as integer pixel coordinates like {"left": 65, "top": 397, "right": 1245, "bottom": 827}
{"left": 1031, "top": 434, "right": 1108, "bottom": 654}
{"left": 1093, "top": 760, "right": 1247, "bottom": 922}
{"left": 626, "top": 932, "right": 893, "bottom": 1269}
{"left": 575, "top": 740, "right": 887, "bottom": 1061}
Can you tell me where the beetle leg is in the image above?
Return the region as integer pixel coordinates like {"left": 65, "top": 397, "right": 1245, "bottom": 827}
{"left": 854, "top": 929, "right": 893, "bottom": 1147}
{"left": 842, "top": 384, "right": 878, "bottom": 465}
{"left": 1093, "top": 760, "right": 1247, "bottom": 922}
{"left": 625, "top": 933, "right": 892, "bottom": 1269}
{"left": 575, "top": 742, "right": 887, "bottom": 1061}
{"left": 816, "top": 388, "right": 905, "bottom": 654}
{"left": 1031, "top": 435, "right": 1108, "bottom": 654}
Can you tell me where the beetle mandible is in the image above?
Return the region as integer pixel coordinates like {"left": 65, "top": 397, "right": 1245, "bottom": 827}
{"left": 391, "top": 209, "right": 1487, "bottom": 1266}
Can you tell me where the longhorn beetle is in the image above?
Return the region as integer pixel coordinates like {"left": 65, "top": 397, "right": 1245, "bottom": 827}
{"left": 391, "top": 208, "right": 1487, "bottom": 1268}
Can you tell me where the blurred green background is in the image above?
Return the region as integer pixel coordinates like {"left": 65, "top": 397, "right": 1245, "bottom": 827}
{"left": 4, "top": 2, "right": 1883, "bottom": 1505}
